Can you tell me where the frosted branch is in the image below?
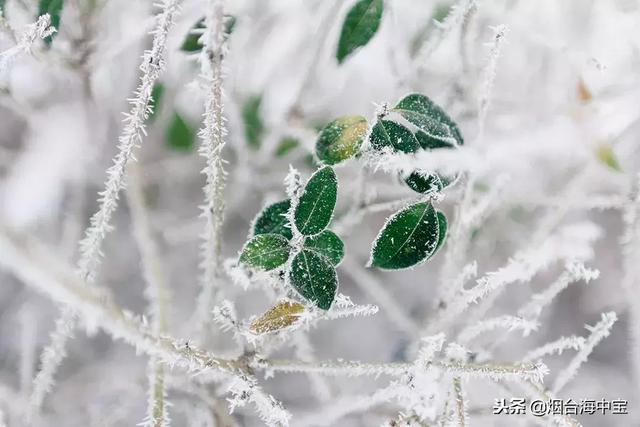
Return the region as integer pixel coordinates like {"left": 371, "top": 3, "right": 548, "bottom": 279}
{"left": 28, "top": 311, "right": 75, "bottom": 418}
{"left": 457, "top": 315, "right": 539, "bottom": 344}
{"left": 439, "top": 360, "right": 548, "bottom": 383}
{"left": 453, "top": 378, "right": 469, "bottom": 427}
{"left": 127, "top": 162, "right": 171, "bottom": 426}
{"left": 326, "top": 293, "right": 379, "bottom": 319}
{"left": 523, "top": 336, "right": 586, "bottom": 362}
{"left": 552, "top": 312, "right": 617, "bottom": 393}
{"left": 0, "top": 14, "right": 55, "bottom": 77}
{"left": 417, "top": 0, "right": 477, "bottom": 61}
{"left": 431, "top": 222, "right": 600, "bottom": 334}
{"left": 259, "top": 359, "right": 409, "bottom": 378}
{"left": 0, "top": 226, "right": 240, "bottom": 374}
{"left": 518, "top": 261, "right": 599, "bottom": 319}
{"left": 477, "top": 24, "right": 508, "bottom": 139}
{"left": 194, "top": 0, "right": 229, "bottom": 332}
{"left": 227, "top": 375, "right": 291, "bottom": 427}
{"left": 259, "top": 357, "right": 547, "bottom": 383}
{"left": 78, "top": 0, "right": 182, "bottom": 283}
{"left": 30, "top": 0, "right": 182, "bottom": 416}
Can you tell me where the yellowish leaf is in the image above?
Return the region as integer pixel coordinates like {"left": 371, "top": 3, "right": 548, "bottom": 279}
{"left": 250, "top": 301, "right": 305, "bottom": 334}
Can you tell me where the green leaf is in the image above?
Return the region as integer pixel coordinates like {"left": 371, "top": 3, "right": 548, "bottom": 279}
{"left": 370, "top": 119, "right": 420, "bottom": 153}
{"left": 316, "top": 116, "right": 368, "bottom": 164}
{"left": 0, "top": 0, "right": 6, "bottom": 11}
{"left": 166, "top": 112, "right": 195, "bottom": 151}
{"left": 181, "top": 18, "right": 205, "bottom": 52}
{"left": 595, "top": 143, "right": 621, "bottom": 172}
{"left": 253, "top": 199, "right": 293, "bottom": 240}
{"left": 240, "top": 234, "right": 290, "bottom": 271}
{"left": 38, "top": 0, "right": 64, "bottom": 45}
{"left": 404, "top": 170, "right": 443, "bottom": 194}
{"left": 224, "top": 15, "right": 237, "bottom": 37}
{"left": 242, "top": 95, "right": 264, "bottom": 150}
{"left": 289, "top": 249, "right": 337, "bottom": 310}
{"left": 435, "top": 210, "right": 447, "bottom": 253}
{"left": 181, "top": 15, "right": 236, "bottom": 52}
{"left": 370, "top": 201, "right": 440, "bottom": 269}
{"left": 415, "top": 129, "right": 456, "bottom": 150}
{"left": 336, "top": 0, "right": 384, "bottom": 64}
{"left": 393, "top": 93, "right": 464, "bottom": 146}
{"left": 149, "top": 83, "right": 165, "bottom": 122}
{"left": 275, "top": 137, "right": 300, "bottom": 157}
{"left": 294, "top": 166, "right": 338, "bottom": 236}
{"left": 250, "top": 300, "right": 305, "bottom": 334}
{"left": 304, "top": 230, "right": 344, "bottom": 266}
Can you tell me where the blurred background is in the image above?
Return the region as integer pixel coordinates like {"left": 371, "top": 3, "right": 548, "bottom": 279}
{"left": 1, "top": 0, "right": 640, "bottom": 425}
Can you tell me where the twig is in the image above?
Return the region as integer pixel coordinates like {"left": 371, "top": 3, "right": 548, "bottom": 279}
{"left": 30, "top": 0, "right": 182, "bottom": 415}
{"left": 193, "top": 0, "right": 229, "bottom": 334}
{"left": 552, "top": 312, "right": 617, "bottom": 394}
{"left": 127, "top": 162, "right": 171, "bottom": 427}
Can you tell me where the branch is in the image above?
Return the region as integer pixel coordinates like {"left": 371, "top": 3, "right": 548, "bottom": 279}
{"left": 0, "top": 14, "right": 55, "bottom": 77}
{"left": 453, "top": 377, "right": 469, "bottom": 427}
{"left": 552, "top": 312, "right": 617, "bottom": 394}
{"left": 518, "top": 261, "right": 599, "bottom": 319}
{"left": 78, "top": 0, "right": 182, "bottom": 283}
{"left": 193, "top": 0, "right": 229, "bottom": 333}
{"left": 127, "top": 162, "right": 171, "bottom": 427}
{"left": 0, "top": 225, "right": 237, "bottom": 374}
{"left": 29, "top": 0, "right": 183, "bottom": 415}
{"left": 0, "top": 225, "right": 290, "bottom": 426}
{"left": 258, "top": 357, "right": 548, "bottom": 383}
{"left": 523, "top": 335, "right": 585, "bottom": 362}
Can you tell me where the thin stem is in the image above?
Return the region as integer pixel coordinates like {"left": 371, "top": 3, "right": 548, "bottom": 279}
{"left": 193, "top": 0, "right": 229, "bottom": 334}
{"left": 127, "top": 162, "right": 171, "bottom": 426}
{"left": 30, "top": 0, "right": 182, "bottom": 416}
{"left": 453, "top": 377, "right": 468, "bottom": 427}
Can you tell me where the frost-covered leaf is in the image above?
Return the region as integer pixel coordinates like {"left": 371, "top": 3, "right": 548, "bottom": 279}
{"left": 370, "top": 119, "right": 420, "bottom": 153}
{"left": 166, "top": 112, "right": 195, "bottom": 151}
{"left": 370, "top": 201, "right": 440, "bottom": 269}
{"left": 240, "top": 234, "right": 290, "bottom": 271}
{"left": 404, "top": 170, "right": 443, "bottom": 193}
{"left": 149, "top": 83, "right": 165, "bottom": 122}
{"left": 38, "top": 0, "right": 63, "bottom": 45}
{"left": 393, "top": 93, "right": 464, "bottom": 146}
{"left": 304, "top": 230, "right": 344, "bottom": 266}
{"left": 181, "top": 18, "right": 205, "bottom": 52}
{"left": 435, "top": 210, "right": 447, "bottom": 253}
{"left": 242, "top": 95, "right": 264, "bottom": 150}
{"left": 316, "top": 116, "right": 368, "bottom": 165}
{"left": 250, "top": 300, "right": 305, "bottom": 334}
{"left": 415, "top": 129, "right": 456, "bottom": 150}
{"left": 294, "top": 166, "right": 338, "bottom": 236}
{"left": 315, "top": 115, "right": 367, "bottom": 163}
{"left": 595, "top": 143, "right": 621, "bottom": 172}
{"left": 275, "top": 136, "right": 300, "bottom": 157}
{"left": 181, "top": 15, "right": 236, "bottom": 52}
{"left": 336, "top": 0, "right": 384, "bottom": 63}
{"left": 289, "top": 249, "right": 337, "bottom": 310}
{"left": 253, "top": 199, "right": 293, "bottom": 240}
